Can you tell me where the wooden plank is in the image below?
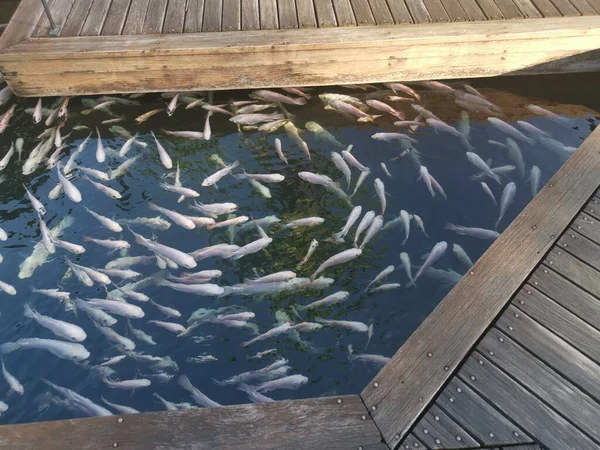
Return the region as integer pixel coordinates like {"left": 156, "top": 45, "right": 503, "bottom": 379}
{"left": 586, "top": 0, "right": 600, "bottom": 13}
{"left": 122, "top": 0, "right": 150, "bottom": 34}
{"left": 511, "top": 0, "right": 543, "bottom": 17}
{"left": 278, "top": 0, "right": 300, "bottom": 27}
{"left": 560, "top": 227, "right": 600, "bottom": 274}
{"left": 0, "top": 396, "right": 386, "bottom": 450}
{"left": 241, "top": 0, "right": 261, "bottom": 29}
{"left": 530, "top": 266, "right": 600, "bottom": 332}
{"left": 102, "top": 0, "right": 133, "bottom": 35}
{"left": 572, "top": 212, "right": 600, "bottom": 245}
{"left": 405, "top": 0, "right": 433, "bottom": 21}
{"left": 314, "top": 0, "right": 338, "bottom": 26}
{"left": 549, "top": 0, "right": 582, "bottom": 15}
{"left": 80, "top": 0, "right": 113, "bottom": 36}
{"left": 385, "top": 0, "right": 414, "bottom": 23}
{"left": 421, "top": 0, "right": 451, "bottom": 20}
{"left": 439, "top": 0, "right": 468, "bottom": 19}
{"left": 222, "top": 0, "right": 242, "bottom": 30}
{"left": 59, "top": 0, "right": 94, "bottom": 36}
{"left": 436, "top": 378, "right": 531, "bottom": 446}
{"left": 163, "top": 0, "right": 187, "bottom": 33}
{"left": 368, "top": 0, "right": 395, "bottom": 23}
{"left": 454, "top": 0, "right": 486, "bottom": 20}
{"left": 476, "top": 0, "right": 505, "bottom": 18}
{"left": 350, "top": 0, "right": 377, "bottom": 24}
{"left": 0, "top": 0, "right": 45, "bottom": 50}
{"left": 491, "top": 0, "right": 523, "bottom": 18}
{"left": 184, "top": 0, "right": 205, "bottom": 32}
{"left": 297, "top": 0, "right": 318, "bottom": 27}
{"left": 142, "top": 0, "right": 168, "bottom": 33}
{"left": 528, "top": 0, "right": 562, "bottom": 16}
{"left": 402, "top": 434, "right": 428, "bottom": 449}
{"left": 584, "top": 197, "right": 600, "bottom": 220}
{"left": 479, "top": 328, "right": 600, "bottom": 443}
{"left": 260, "top": 0, "right": 279, "bottom": 28}
{"left": 332, "top": 0, "right": 358, "bottom": 24}
{"left": 545, "top": 246, "right": 600, "bottom": 300}
{"left": 359, "top": 124, "right": 600, "bottom": 446}
{"left": 413, "top": 404, "right": 480, "bottom": 448}
{"left": 461, "top": 352, "right": 599, "bottom": 450}
{"left": 504, "top": 446, "right": 543, "bottom": 450}
{"left": 514, "top": 283, "right": 600, "bottom": 364}
{"left": 497, "top": 304, "right": 600, "bottom": 403}
{"left": 4, "top": 18, "right": 600, "bottom": 96}
{"left": 33, "top": 0, "right": 77, "bottom": 37}
{"left": 202, "top": 0, "right": 223, "bottom": 30}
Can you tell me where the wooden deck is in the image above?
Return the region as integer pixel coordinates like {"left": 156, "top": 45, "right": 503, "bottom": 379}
{"left": 0, "top": 0, "right": 599, "bottom": 95}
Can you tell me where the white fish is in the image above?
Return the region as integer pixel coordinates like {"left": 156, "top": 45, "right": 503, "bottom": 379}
{"left": 95, "top": 127, "right": 106, "bottom": 163}
{"left": 310, "top": 248, "right": 362, "bottom": 281}
{"left": 452, "top": 243, "right": 474, "bottom": 268}
{"left": 517, "top": 121, "right": 549, "bottom": 138}
{"left": 42, "top": 379, "right": 111, "bottom": 416}
{"left": 245, "top": 271, "right": 296, "bottom": 284}
{"left": 242, "top": 322, "right": 294, "bottom": 347}
{"left": 24, "top": 304, "right": 86, "bottom": 342}
{"left": 285, "top": 217, "right": 325, "bottom": 229}
{"left": 204, "top": 111, "right": 212, "bottom": 140}
{"left": 0, "top": 338, "right": 89, "bottom": 361}
{"left": 227, "top": 237, "right": 273, "bottom": 260}
{"left": 85, "top": 177, "right": 122, "bottom": 199}
{"left": 106, "top": 255, "right": 155, "bottom": 270}
{"left": 530, "top": 166, "right": 541, "bottom": 197}
{"left": 408, "top": 241, "right": 447, "bottom": 287}
{"left": 157, "top": 278, "right": 224, "bottom": 296}
{"left": 458, "top": 111, "right": 470, "bottom": 139}
{"left": 445, "top": 223, "right": 500, "bottom": 240}
{"left": 77, "top": 165, "right": 110, "bottom": 181}
{"left": 33, "top": 98, "right": 42, "bottom": 123}
{"left": 374, "top": 178, "right": 386, "bottom": 215}
{"left": 161, "top": 182, "right": 200, "bottom": 198}
{"left": 161, "top": 129, "right": 205, "bottom": 140}
{"left": 153, "top": 393, "right": 179, "bottom": 411}
{"left": 300, "top": 291, "right": 350, "bottom": 310}
{"left": 85, "top": 207, "right": 122, "bottom": 232}
{"left": 399, "top": 252, "right": 414, "bottom": 284}
{"left": 488, "top": 117, "right": 534, "bottom": 146}
{"left": 360, "top": 215, "right": 384, "bottom": 249}
{"left": 331, "top": 152, "right": 351, "bottom": 187}
{"left": 0, "top": 226, "right": 6, "bottom": 241}
{"left": 149, "top": 202, "right": 195, "bottom": 230}
{"left": 237, "top": 383, "right": 274, "bottom": 403}
{"left": 241, "top": 172, "right": 285, "bottom": 183}
{"left": 342, "top": 150, "right": 369, "bottom": 172}
{"left": 109, "top": 155, "right": 141, "bottom": 179}
{"left": 481, "top": 182, "right": 497, "bottom": 205}
{"left": 178, "top": 375, "right": 221, "bottom": 407}
{"left": 74, "top": 299, "right": 117, "bottom": 326}
{"left": 31, "top": 287, "right": 70, "bottom": 301}
{"left": 0, "top": 280, "right": 16, "bottom": 295}
{"left": 72, "top": 262, "right": 111, "bottom": 285}
{"left": 99, "top": 268, "right": 140, "bottom": 280}
{"left": 274, "top": 138, "right": 288, "bottom": 164}
{"left": 100, "top": 355, "right": 127, "bottom": 367}
{"left": 148, "top": 320, "right": 186, "bottom": 334}
{"left": 114, "top": 286, "right": 150, "bottom": 303}
{"left": 167, "top": 93, "right": 179, "bottom": 116}
{"left": 83, "top": 237, "right": 130, "bottom": 250}
{"left": 370, "top": 283, "right": 401, "bottom": 293}
{"left": 400, "top": 210, "right": 411, "bottom": 245}
{"left": 333, "top": 206, "right": 362, "bottom": 241}
{"left": 15, "top": 138, "right": 24, "bottom": 161}
{"left": 95, "top": 323, "right": 135, "bottom": 351}
{"left": 381, "top": 162, "right": 392, "bottom": 178}
{"left": 1, "top": 359, "right": 23, "bottom": 395}
{"left": 127, "top": 321, "right": 156, "bottom": 345}
{"left": 39, "top": 217, "right": 56, "bottom": 254}
{"left": 297, "top": 239, "right": 319, "bottom": 268}
{"left": 526, "top": 104, "right": 571, "bottom": 126}
{"left": 419, "top": 166, "right": 435, "bottom": 198}
{"left": 466, "top": 152, "right": 501, "bottom": 184}
{"left": 316, "top": 318, "right": 369, "bottom": 332}
{"left": 149, "top": 301, "right": 180, "bottom": 318}
{"left": 150, "top": 131, "right": 173, "bottom": 169}
{"left": 0, "top": 143, "right": 14, "bottom": 171}
{"left": 354, "top": 211, "right": 375, "bottom": 247}
{"left": 365, "top": 265, "right": 394, "bottom": 292}
{"left": 118, "top": 133, "right": 139, "bottom": 157}
{"left": 101, "top": 374, "right": 150, "bottom": 390}
{"left": 347, "top": 344, "right": 390, "bottom": 366}
{"left": 54, "top": 239, "right": 86, "bottom": 255}
{"left": 189, "top": 201, "right": 238, "bottom": 218}
{"left": 298, "top": 172, "right": 340, "bottom": 190}
{"left": 203, "top": 160, "right": 239, "bottom": 187}
{"left": 101, "top": 396, "right": 140, "bottom": 414}
{"left": 57, "top": 164, "right": 82, "bottom": 202}
{"left": 506, "top": 138, "right": 525, "bottom": 178}
{"left": 86, "top": 299, "right": 144, "bottom": 319}
{"left": 246, "top": 178, "right": 271, "bottom": 198}
{"left": 495, "top": 182, "right": 516, "bottom": 230}
{"left": 254, "top": 375, "right": 308, "bottom": 393}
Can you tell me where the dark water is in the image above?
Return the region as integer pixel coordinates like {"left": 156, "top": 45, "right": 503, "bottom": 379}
{"left": 0, "top": 75, "right": 597, "bottom": 423}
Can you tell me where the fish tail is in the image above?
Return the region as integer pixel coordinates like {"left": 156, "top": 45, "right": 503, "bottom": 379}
{"left": 293, "top": 98, "right": 307, "bottom": 106}
{"left": 0, "top": 342, "right": 19, "bottom": 355}
{"left": 23, "top": 303, "right": 35, "bottom": 319}
{"left": 493, "top": 174, "right": 502, "bottom": 184}
{"left": 444, "top": 223, "right": 457, "bottom": 232}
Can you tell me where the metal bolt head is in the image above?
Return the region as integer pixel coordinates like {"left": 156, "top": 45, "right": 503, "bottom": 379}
{"left": 456, "top": 436, "right": 462, "bottom": 441}
{"left": 358, "top": 447, "right": 363, "bottom": 450}
{"left": 113, "top": 444, "right": 118, "bottom": 448}
{"left": 373, "top": 382, "right": 379, "bottom": 388}
{"left": 514, "top": 431, "right": 520, "bottom": 437}
{"left": 543, "top": 269, "right": 548, "bottom": 273}
{"left": 515, "top": 313, "right": 520, "bottom": 318}
{"left": 489, "top": 432, "right": 495, "bottom": 438}
{"left": 423, "top": 429, "right": 429, "bottom": 434}
{"left": 470, "top": 375, "right": 476, "bottom": 381}
{"left": 456, "top": 387, "right": 462, "bottom": 393}
{"left": 534, "top": 281, "right": 538, "bottom": 285}
{"left": 557, "top": 251, "right": 562, "bottom": 255}
{"left": 450, "top": 397, "right": 454, "bottom": 402}
{"left": 434, "top": 415, "right": 440, "bottom": 421}
{"left": 444, "top": 366, "right": 449, "bottom": 371}
{"left": 532, "top": 225, "right": 537, "bottom": 230}
{"left": 435, "top": 439, "right": 441, "bottom": 444}
{"left": 361, "top": 415, "right": 366, "bottom": 420}
{"left": 337, "top": 399, "right": 342, "bottom": 404}
{"left": 489, "top": 351, "right": 494, "bottom": 356}
{"left": 479, "top": 359, "right": 484, "bottom": 365}
{"left": 469, "top": 271, "right": 474, "bottom": 275}
{"left": 508, "top": 326, "right": 514, "bottom": 331}
{"left": 117, "top": 417, "right": 123, "bottom": 423}
{"left": 395, "top": 434, "right": 400, "bottom": 440}
{"left": 499, "top": 337, "right": 504, "bottom": 342}
{"left": 371, "top": 405, "right": 377, "bottom": 411}
{"left": 427, "top": 352, "right": 433, "bottom": 357}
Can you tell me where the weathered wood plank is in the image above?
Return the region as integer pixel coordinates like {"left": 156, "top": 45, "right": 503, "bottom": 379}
{"left": 59, "top": 0, "right": 94, "bottom": 36}
{"left": 511, "top": 0, "right": 542, "bottom": 17}
{"left": 545, "top": 246, "right": 600, "bottom": 301}
{"left": 405, "top": 0, "right": 433, "bottom": 21}
{"left": 440, "top": 0, "right": 468, "bottom": 19}
{"left": 584, "top": 197, "right": 600, "bottom": 220}
{"left": 455, "top": 0, "right": 486, "bottom": 20}
{"left": 528, "top": 0, "right": 562, "bottom": 16}
{"left": 102, "top": 0, "right": 133, "bottom": 35}
{"left": 142, "top": 0, "right": 168, "bottom": 33}
{"left": 413, "top": 404, "right": 479, "bottom": 448}
{"left": 122, "top": 0, "right": 150, "bottom": 34}
{"left": 361, "top": 125, "right": 600, "bottom": 446}
{"left": 332, "top": 0, "right": 358, "bottom": 24}
{"left": 572, "top": 212, "right": 600, "bottom": 245}
{"left": 385, "top": 0, "right": 414, "bottom": 23}
{"left": 497, "top": 304, "right": 600, "bottom": 403}
{"left": 0, "top": 396, "right": 385, "bottom": 450}
{"left": 241, "top": 0, "right": 261, "bottom": 29}
{"left": 436, "top": 378, "right": 530, "bottom": 446}
{"left": 33, "top": 0, "right": 77, "bottom": 37}
{"left": 461, "top": 352, "right": 599, "bottom": 450}
{"left": 0, "top": 0, "right": 45, "bottom": 50}
{"left": 550, "top": 0, "right": 582, "bottom": 15}
{"left": 368, "top": 0, "right": 395, "bottom": 23}
{"left": 184, "top": 0, "right": 206, "bottom": 32}
{"left": 479, "top": 328, "right": 600, "bottom": 442}
{"left": 163, "top": 0, "right": 187, "bottom": 33}
{"left": 476, "top": 0, "right": 505, "bottom": 18}
{"left": 403, "top": 434, "right": 428, "bottom": 449}
{"left": 279, "top": 0, "right": 300, "bottom": 27}
{"left": 350, "top": 0, "right": 377, "bottom": 24}
{"left": 202, "top": 0, "right": 223, "bottom": 31}
{"left": 222, "top": 0, "right": 242, "bottom": 30}
{"left": 560, "top": 227, "right": 600, "bottom": 275}
{"left": 314, "top": 0, "right": 338, "bottom": 27}
{"left": 586, "top": 0, "right": 600, "bottom": 13}
{"left": 491, "top": 0, "right": 523, "bottom": 18}
{"left": 297, "top": 0, "right": 319, "bottom": 27}
{"left": 529, "top": 266, "right": 600, "bottom": 331}
{"left": 260, "top": 0, "right": 279, "bottom": 28}
{"left": 515, "top": 283, "right": 600, "bottom": 363}
{"left": 80, "top": 0, "right": 113, "bottom": 36}
{"left": 422, "top": 0, "right": 451, "bottom": 20}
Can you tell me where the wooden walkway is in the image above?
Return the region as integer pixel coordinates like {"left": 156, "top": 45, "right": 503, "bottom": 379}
{"left": 0, "top": 0, "right": 599, "bottom": 95}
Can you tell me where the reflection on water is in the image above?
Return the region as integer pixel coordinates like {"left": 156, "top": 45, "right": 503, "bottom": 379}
{"left": 0, "top": 75, "right": 597, "bottom": 424}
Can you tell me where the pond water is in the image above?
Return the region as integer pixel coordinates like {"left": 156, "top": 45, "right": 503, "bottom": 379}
{"left": 0, "top": 75, "right": 597, "bottom": 423}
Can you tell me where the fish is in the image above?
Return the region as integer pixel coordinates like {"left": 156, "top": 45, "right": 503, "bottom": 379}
{"left": 0, "top": 142, "right": 14, "bottom": 170}
{"left": 333, "top": 206, "right": 362, "bottom": 242}
{"left": 422, "top": 80, "right": 455, "bottom": 92}
{"left": 250, "top": 90, "right": 306, "bottom": 106}
{"left": 74, "top": 298, "right": 118, "bottom": 326}
{"left": 72, "top": 261, "right": 112, "bottom": 285}
{"left": 242, "top": 322, "right": 294, "bottom": 347}
{"left": 347, "top": 344, "right": 390, "bottom": 366}
{"left": 98, "top": 268, "right": 141, "bottom": 280}
{"left": 101, "top": 396, "right": 140, "bottom": 414}
{"left": 85, "top": 177, "right": 122, "bottom": 200}
{"left": 0, "top": 226, "right": 6, "bottom": 241}
{"left": 426, "top": 118, "right": 472, "bottom": 150}
{"left": 77, "top": 165, "right": 110, "bottom": 181}
{"left": 468, "top": 165, "right": 516, "bottom": 182}
{"left": 237, "top": 383, "right": 275, "bottom": 403}
{"left": 106, "top": 255, "right": 155, "bottom": 270}
{"left": 384, "top": 83, "right": 420, "bottom": 100}
{"left": 109, "top": 155, "right": 141, "bottom": 179}
{"left": 365, "top": 265, "right": 394, "bottom": 292}
{"left": 86, "top": 299, "right": 144, "bottom": 319}
{"left": 153, "top": 393, "right": 179, "bottom": 411}
{"left": 530, "top": 166, "right": 541, "bottom": 197}
{"left": 380, "top": 163, "right": 392, "bottom": 178}
{"left": 189, "top": 201, "right": 238, "bottom": 218}
{"left": 240, "top": 172, "right": 285, "bottom": 184}
{"left": 481, "top": 182, "right": 497, "bottom": 205}
{"left": 274, "top": 138, "right": 288, "bottom": 164}
{"left": 118, "top": 133, "right": 140, "bottom": 157}
{"left": 0, "top": 280, "right": 16, "bottom": 295}
{"left": 56, "top": 164, "right": 82, "bottom": 202}
{"left": 411, "top": 105, "right": 440, "bottom": 121}
{"left": 538, "top": 135, "right": 577, "bottom": 155}
{"left": 316, "top": 318, "right": 369, "bottom": 332}
{"left": 0, "top": 86, "right": 12, "bottom": 107}
{"left": 226, "top": 237, "right": 273, "bottom": 260}
{"left": 526, "top": 104, "right": 572, "bottom": 126}
{"left": 94, "top": 323, "right": 135, "bottom": 351}
{"left": 1, "top": 359, "right": 23, "bottom": 395}
{"left": 0, "top": 105, "right": 16, "bottom": 133}
{"left": 297, "top": 171, "right": 339, "bottom": 190}
{"left": 119, "top": 216, "right": 171, "bottom": 231}
{"left": 517, "top": 121, "right": 549, "bottom": 138}
{"left": 399, "top": 252, "right": 414, "bottom": 284}
{"left": 370, "top": 283, "right": 401, "bottom": 292}
{"left": 418, "top": 166, "right": 435, "bottom": 198}
{"left": 166, "top": 93, "right": 179, "bottom": 116}
{"left": 135, "top": 108, "right": 162, "bottom": 123}
{"left": 150, "top": 131, "right": 173, "bottom": 169}
{"left": 236, "top": 104, "right": 275, "bottom": 115}
{"left": 130, "top": 229, "right": 197, "bottom": 269}
{"left": 85, "top": 207, "right": 122, "bottom": 232}
{"left": 101, "top": 374, "right": 151, "bottom": 390}
{"left": 22, "top": 184, "right": 46, "bottom": 216}
{"left": 157, "top": 278, "right": 224, "bottom": 296}
{"left": 148, "top": 320, "right": 186, "bottom": 334}
{"left": 245, "top": 271, "right": 296, "bottom": 285}
{"left": 360, "top": 215, "right": 384, "bottom": 249}
{"left": 297, "top": 239, "right": 319, "bottom": 268}
{"left": 161, "top": 129, "right": 205, "bottom": 140}
{"left": 354, "top": 210, "right": 376, "bottom": 247}
{"left": 495, "top": 182, "right": 516, "bottom": 230}
{"left": 399, "top": 210, "right": 412, "bottom": 245}
{"left": 15, "top": 137, "right": 24, "bottom": 161}
{"left": 202, "top": 160, "right": 239, "bottom": 187}
{"left": 100, "top": 355, "right": 127, "bottom": 367}
{"left": 488, "top": 117, "right": 534, "bottom": 146}
{"left": 149, "top": 202, "right": 195, "bottom": 230}
{"left": 39, "top": 217, "right": 56, "bottom": 254}
{"left": 299, "top": 291, "right": 350, "bottom": 310}
{"left": 445, "top": 223, "right": 500, "bottom": 240}
{"left": 92, "top": 127, "right": 106, "bottom": 163}
{"left": 310, "top": 248, "right": 362, "bottom": 281}
{"left": 254, "top": 374, "right": 308, "bottom": 393}
{"left": 320, "top": 93, "right": 366, "bottom": 111}
{"left": 0, "top": 338, "right": 89, "bottom": 361}
{"left": 305, "top": 122, "right": 343, "bottom": 147}
{"left": 408, "top": 241, "right": 448, "bottom": 287}
{"left": 329, "top": 100, "right": 381, "bottom": 123}
{"left": 284, "top": 217, "right": 325, "bottom": 229}
{"left": 371, "top": 132, "right": 417, "bottom": 144}
{"left": 452, "top": 243, "right": 474, "bottom": 268}
{"left": 366, "top": 99, "right": 404, "bottom": 120}
{"left": 24, "top": 303, "right": 87, "bottom": 342}
{"left": 54, "top": 239, "right": 86, "bottom": 255}
{"left": 83, "top": 237, "right": 130, "bottom": 250}
{"left": 505, "top": 138, "right": 525, "bottom": 178}
{"left": 466, "top": 152, "right": 501, "bottom": 184}
{"left": 458, "top": 111, "right": 470, "bottom": 139}
{"left": 31, "top": 287, "right": 70, "bottom": 302}
{"left": 42, "top": 379, "right": 112, "bottom": 416}
{"left": 114, "top": 286, "right": 150, "bottom": 303}
{"left": 373, "top": 178, "right": 387, "bottom": 215}
{"left": 178, "top": 375, "right": 221, "bottom": 407}
{"left": 231, "top": 113, "right": 284, "bottom": 125}
{"left": 31, "top": 98, "right": 43, "bottom": 124}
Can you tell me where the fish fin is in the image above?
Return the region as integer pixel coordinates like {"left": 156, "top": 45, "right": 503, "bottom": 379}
{"left": 23, "top": 303, "right": 35, "bottom": 319}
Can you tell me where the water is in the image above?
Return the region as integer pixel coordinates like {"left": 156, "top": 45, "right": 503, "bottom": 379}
{"left": 0, "top": 75, "right": 597, "bottom": 423}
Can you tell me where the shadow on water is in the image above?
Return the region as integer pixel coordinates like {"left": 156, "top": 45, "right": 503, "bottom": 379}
{"left": 0, "top": 74, "right": 597, "bottom": 424}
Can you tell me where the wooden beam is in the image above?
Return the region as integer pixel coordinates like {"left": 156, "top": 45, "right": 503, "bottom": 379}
{"left": 0, "top": 395, "right": 387, "bottom": 450}
{"left": 0, "top": 0, "right": 45, "bottom": 50}
{"left": 360, "top": 125, "right": 600, "bottom": 446}
{"left": 0, "top": 17, "right": 599, "bottom": 95}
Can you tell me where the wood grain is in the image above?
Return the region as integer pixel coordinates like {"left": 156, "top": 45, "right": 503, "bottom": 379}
{"left": 368, "top": 0, "right": 395, "bottom": 23}
{"left": 422, "top": 0, "right": 452, "bottom": 20}
{"left": 332, "top": 0, "right": 358, "bottom": 24}
{"left": 203, "top": 0, "right": 223, "bottom": 31}
{"left": 455, "top": 0, "right": 486, "bottom": 19}
{"left": 81, "top": 0, "right": 113, "bottom": 36}
{"left": 222, "top": 0, "right": 242, "bottom": 30}
{"left": 278, "top": 0, "right": 300, "bottom": 27}
{"left": 142, "top": 0, "right": 168, "bottom": 33}
{"left": 571, "top": 212, "right": 600, "bottom": 244}
{"left": 461, "top": 352, "right": 599, "bottom": 449}
{"left": 350, "top": 0, "right": 377, "bottom": 24}
{"left": 0, "top": 0, "right": 45, "bottom": 50}
{"left": 184, "top": 0, "right": 206, "bottom": 32}
{"left": 241, "top": 0, "right": 261, "bottom": 29}
{"left": 511, "top": 0, "right": 543, "bottom": 17}
{"left": 529, "top": 0, "right": 562, "bottom": 15}
{"left": 59, "top": 0, "right": 94, "bottom": 36}
{"left": 492, "top": 0, "right": 523, "bottom": 17}
{"left": 477, "top": 0, "right": 505, "bottom": 18}
{"left": 441, "top": 0, "right": 468, "bottom": 19}
{"left": 163, "top": 0, "right": 187, "bottom": 33}
{"left": 297, "top": 0, "right": 319, "bottom": 27}
{"left": 0, "top": 396, "right": 386, "bottom": 450}
{"left": 545, "top": 246, "right": 600, "bottom": 300}
{"left": 412, "top": 403, "right": 479, "bottom": 447}
{"left": 260, "top": 0, "right": 279, "bottom": 28}
{"left": 385, "top": 0, "right": 414, "bottom": 23}
{"left": 122, "top": 0, "right": 150, "bottom": 34}
{"left": 361, "top": 124, "right": 600, "bottom": 446}
{"left": 550, "top": 0, "right": 582, "bottom": 15}
{"left": 314, "top": 0, "right": 338, "bottom": 26}
{"left": 102, "top": 0, "right": 133, "bottom": 35}
{"left": 405, "top": 0, "right": 433, "bottom": 21}
{"left": 33, "top": 0, "right": 77, "bottom": 37}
